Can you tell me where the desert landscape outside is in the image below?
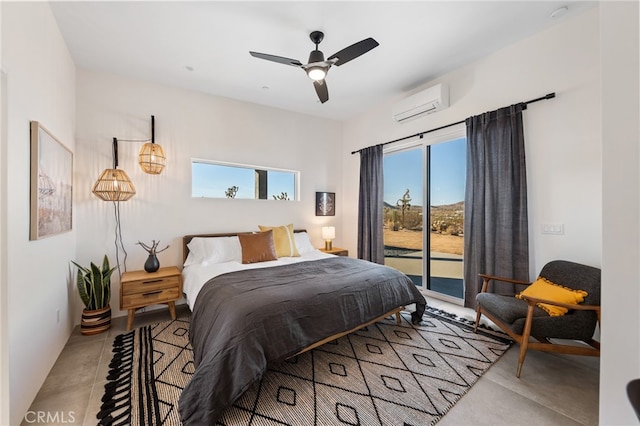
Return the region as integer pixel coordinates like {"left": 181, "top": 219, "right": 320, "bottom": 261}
{"left": 383, "top": 137, "right": 466, "bottom": 298}
{"left": 383, "top": 201, "right": 464, "bottom": 298}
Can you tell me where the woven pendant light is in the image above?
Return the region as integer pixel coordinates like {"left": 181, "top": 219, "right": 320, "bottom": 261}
{"left": 92, "top": 168, "right": 136, "bottom": 201}
{"left": 138, "top": 115, "right": 166, "bottom": 174}
{"left": 138, "top": 142, "right": 165, "bottom": 174}
{"left": 92, "top": 138, "right": 136, "bottom": 201}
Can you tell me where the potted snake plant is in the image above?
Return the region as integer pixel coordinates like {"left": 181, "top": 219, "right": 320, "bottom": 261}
{"left": 71, "top": 255, "right": 117, "bottom": 335}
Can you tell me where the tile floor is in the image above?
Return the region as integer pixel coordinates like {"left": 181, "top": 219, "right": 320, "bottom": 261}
{"left": 22, "top": 299, "right": 599, "bottom": 425}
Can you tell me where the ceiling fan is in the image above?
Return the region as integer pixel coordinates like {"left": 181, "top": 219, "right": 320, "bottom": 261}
{"left": 249, "top": 31, "right": 379, "bottom": 104}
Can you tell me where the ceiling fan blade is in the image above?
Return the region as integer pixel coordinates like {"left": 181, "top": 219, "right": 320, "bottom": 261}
{"left": 313, "top": 80, "right": 329, "bottom": 104}
{"left": 327, "top": 38, "right": 379, "bottom": 66}
{"left": 249, "top": 51, "right": 303, "bottom": 67}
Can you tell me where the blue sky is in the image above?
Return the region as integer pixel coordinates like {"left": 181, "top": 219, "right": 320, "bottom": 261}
{"left": 384, "top": 137, "right": 466, "bottom": 206}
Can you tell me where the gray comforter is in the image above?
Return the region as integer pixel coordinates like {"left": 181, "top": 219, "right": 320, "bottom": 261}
{"left": 178, "top": 256, "right": 427, "bottom": 425}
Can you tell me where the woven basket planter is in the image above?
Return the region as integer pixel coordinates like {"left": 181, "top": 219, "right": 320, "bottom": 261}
{"left": 81, "top": 305, "right": 111, "bottom": 335}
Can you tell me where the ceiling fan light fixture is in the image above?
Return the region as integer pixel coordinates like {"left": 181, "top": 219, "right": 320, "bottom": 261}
{"left": 307, "top": 66, "right": 326, "bottom": 81}
{"left": 250, "top": 30, "right": 378, "bottom": 103}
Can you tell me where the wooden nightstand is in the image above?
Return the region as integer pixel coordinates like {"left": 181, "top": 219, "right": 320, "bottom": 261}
{"left": 120, "top": 266, "right": 182, "bottom": 331}
{"left": 320, "top": 247, "right": 349, "bottom": 257}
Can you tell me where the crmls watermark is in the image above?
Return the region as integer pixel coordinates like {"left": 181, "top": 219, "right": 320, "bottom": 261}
{"left": 23, "top": 411, "right": 76, "bottom": 424}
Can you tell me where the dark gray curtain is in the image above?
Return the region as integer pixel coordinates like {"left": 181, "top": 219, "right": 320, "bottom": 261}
{"left": 464, "top": 103, "right": 529, "bottom": 308}
{"left": 358, "top": 145, "right": 384, "bottom": 264}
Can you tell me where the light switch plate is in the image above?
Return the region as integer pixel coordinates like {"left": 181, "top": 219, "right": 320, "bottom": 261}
{"left": 542, "top": 224, "right": 564, "bottom": 235}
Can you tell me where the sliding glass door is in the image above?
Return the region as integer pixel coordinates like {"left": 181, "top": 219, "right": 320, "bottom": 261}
{"left": 383, "top": 130, "right": 466, "bottom": 303}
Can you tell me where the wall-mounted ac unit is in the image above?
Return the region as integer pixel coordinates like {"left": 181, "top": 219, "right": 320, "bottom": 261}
{"left": 392, "top": 83, "right": 449, "bottom": 123}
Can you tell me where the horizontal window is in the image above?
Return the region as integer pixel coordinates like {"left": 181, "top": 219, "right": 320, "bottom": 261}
{"left": 192, "top": 160, "right": 298, "bottom": 201}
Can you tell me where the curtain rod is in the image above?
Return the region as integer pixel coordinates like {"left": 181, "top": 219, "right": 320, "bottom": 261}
{"left": 350, "top": 92, "right": 556, "bottom": 155}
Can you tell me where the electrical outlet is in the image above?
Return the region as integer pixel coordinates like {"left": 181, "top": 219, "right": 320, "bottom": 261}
{"left": 542, "top": 223, "right": 564, "bottom": 235}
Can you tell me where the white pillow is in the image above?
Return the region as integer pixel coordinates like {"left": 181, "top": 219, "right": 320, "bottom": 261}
{"left": 201, "top": 236, "right": 242, "bottom": 264}
{"left": 184, "top": 236, "right": 242, "bottom": 266}
{"left": 183, "top": 238, "right": 205, "bottom": 266}
{"left": 294, "top": 232, "right": 315, "bottom": 255}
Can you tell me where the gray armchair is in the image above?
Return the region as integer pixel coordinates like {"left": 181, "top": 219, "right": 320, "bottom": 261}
{"left": 474, "top": 260, "right": 601, "bottom": 377}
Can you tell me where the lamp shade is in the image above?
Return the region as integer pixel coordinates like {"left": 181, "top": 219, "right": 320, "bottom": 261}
{"left": 138, "top": 142, "right": 166, "bottom": 174}
{"left": 322, "top": 226, "right": 336, "bottom": 240}
{"left": 92, "top": 168, "right": 136, "bottom": 201}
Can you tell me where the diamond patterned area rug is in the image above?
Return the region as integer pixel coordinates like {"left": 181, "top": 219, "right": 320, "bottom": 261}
{"left": 98, "top": 307, "right": 510, "bottom": 425}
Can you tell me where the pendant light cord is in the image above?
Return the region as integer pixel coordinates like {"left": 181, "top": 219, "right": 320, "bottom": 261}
{"left": 113, "top": 201, "right": 128, "bottom": 276}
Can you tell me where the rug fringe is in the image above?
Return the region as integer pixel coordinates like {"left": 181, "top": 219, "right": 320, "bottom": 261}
{"left": 97, "top": 329, "right": 135, "bottom": 426}
{"left": 424, "top": 305, "right": 512, "bottom": 343}
{"left": 425, "top": 305, "right": 491, "bottom": 331}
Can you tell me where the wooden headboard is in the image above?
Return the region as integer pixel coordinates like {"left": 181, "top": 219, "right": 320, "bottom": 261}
{"left": 183, "top": 229, "right": 307, "bottom": 263}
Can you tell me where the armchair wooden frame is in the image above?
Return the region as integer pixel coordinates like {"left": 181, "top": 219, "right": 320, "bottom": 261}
{"left": 474, "top": 273, "right": 601, "bottom": 378}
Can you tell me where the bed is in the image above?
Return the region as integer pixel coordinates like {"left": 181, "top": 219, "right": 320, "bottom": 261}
{"left": 178, "top": 228, "right": 427, "bottom": 425}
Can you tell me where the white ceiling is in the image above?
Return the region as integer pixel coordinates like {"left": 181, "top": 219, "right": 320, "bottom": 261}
{"left": 50, "top": 1, "right": 597, "bottom": 121}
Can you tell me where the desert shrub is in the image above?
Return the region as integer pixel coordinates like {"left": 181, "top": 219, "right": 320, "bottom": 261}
{"left": 402, "top": 210, "right": 423, "bottom": 230}
{"left": 446, "top": 225, "right": 462, "bottom": 236}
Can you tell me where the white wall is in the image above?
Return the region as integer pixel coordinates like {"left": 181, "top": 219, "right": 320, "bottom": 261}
{"left": 75, "top": 70, "right": 343, "bottom": 319}
{"left": 1, "top": 3, "right": 76, "bottom": 425}
{"left": 341, "top": 7, "right": 602, "bottom": 279}
{"left": 0, "top": 2, "right": 8, "bottom": 423}
{"left": 600, "top": 1, "right": 640, "bottom": 424}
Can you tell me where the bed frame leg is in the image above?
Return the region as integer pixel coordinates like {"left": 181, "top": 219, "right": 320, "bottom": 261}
{"left": 395, "top": 312, "right": 401, "bottom": 324}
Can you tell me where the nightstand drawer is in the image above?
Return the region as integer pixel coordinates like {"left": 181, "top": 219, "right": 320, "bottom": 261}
{"left": 122, "top": 287, "right": 181, "bottom": 309}
{"left": 121, "top": 276, "right": 181, "bottom": 296}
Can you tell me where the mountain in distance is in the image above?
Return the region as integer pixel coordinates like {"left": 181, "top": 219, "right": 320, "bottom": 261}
{"left": 430, "top": 200, "right": 464, "bottom": 210}
{"left": 383, "top": 201, "right": 463, "bottom": 210}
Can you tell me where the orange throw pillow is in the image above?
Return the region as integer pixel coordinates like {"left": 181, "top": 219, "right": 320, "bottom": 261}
{"left": 238, "top": 231, "right": 278, "bottom": 264}
{"left": 516, "top": 277, "right": 588, "bottom": 316}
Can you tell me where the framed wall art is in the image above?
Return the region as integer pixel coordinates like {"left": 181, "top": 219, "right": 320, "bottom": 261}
{"left": 30, "top": 121, "right": 73, "bottom": 240}
{"left": 315, "top": 191, "right": 335, "bottom": 216}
